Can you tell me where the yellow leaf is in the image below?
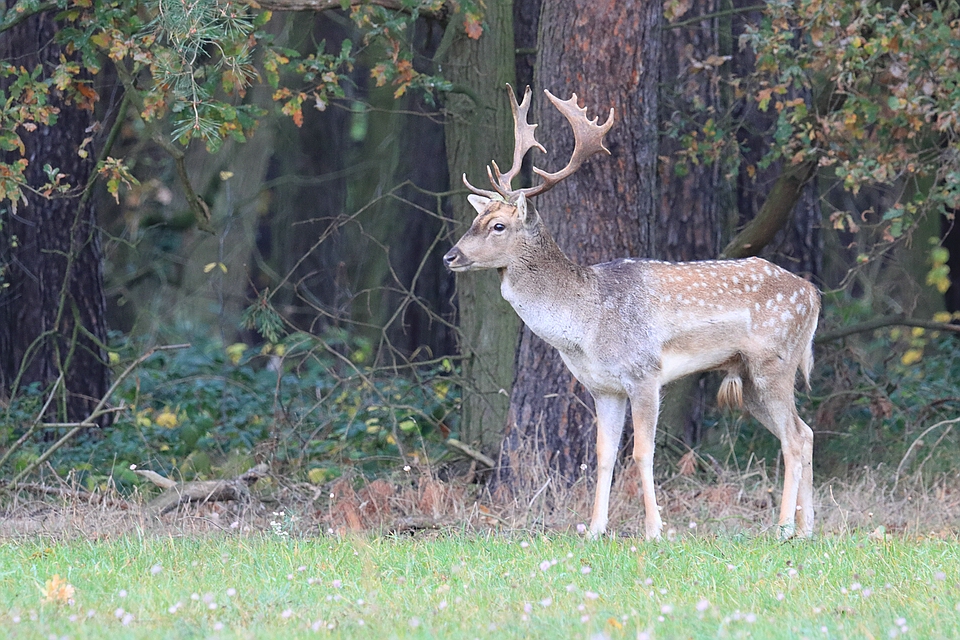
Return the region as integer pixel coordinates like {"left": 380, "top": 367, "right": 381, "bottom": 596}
{"left": 204, "top": 262, "right": 217, "bottom": 273}
{"left": 40, "top": 575, "right": 75, "bottom": 604}
{"left": 307, "top": 468, "right": 325, "bottom": 484}
{"left": 933, "top": 311, "right": 952, "bottom": 323}
{"left": 155, "top": 408, "right": 178, "bottom": 429}
{"left": 910, "top": 327, "right": 925, "bottom": 338}
{"left": 220, "top": 171, "right": 234, "bottom": 180}
{"left": 90, "top": 32, "right": 111, "bottom": 49}
{"left": 226, "top": 342, "right": 248, "bottom": 365}
{"left": 108, "top": 351, "right": 120, "bottom": 365}
{"left": 901, "top": 348, "right": 923, "bottom": 366}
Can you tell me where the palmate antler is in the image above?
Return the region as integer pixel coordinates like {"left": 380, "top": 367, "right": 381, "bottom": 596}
{"left": 463, "top": 84, "right": 615, "bottom": 201}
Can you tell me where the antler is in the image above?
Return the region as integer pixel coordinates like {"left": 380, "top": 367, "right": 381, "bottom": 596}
{"left": 463, "top": 85, "right": 615, "bottom": 201}
{"left": 524, "top": 91, "right": 614, "bottom": 198}
{"left": 463, "top": 84, "right": 545, "bottom": 199}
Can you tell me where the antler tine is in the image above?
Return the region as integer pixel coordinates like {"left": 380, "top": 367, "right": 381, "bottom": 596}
{"left": 489, "top": 84, "right": 546, "bottom": 194}
{"left": 521, "top": 90, "right": 615, "bottom": 198}
{"left": 462, "top": 173, "right": 501, "bottom": 199}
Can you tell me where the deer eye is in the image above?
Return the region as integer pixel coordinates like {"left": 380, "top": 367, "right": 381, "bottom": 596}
{"left": 492, "top": 222, "right": 506, "bottom": 232}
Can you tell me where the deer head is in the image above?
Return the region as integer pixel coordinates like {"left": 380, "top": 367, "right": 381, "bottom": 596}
{"left": 443, "top": 85, "right": 614, "bottom": 272}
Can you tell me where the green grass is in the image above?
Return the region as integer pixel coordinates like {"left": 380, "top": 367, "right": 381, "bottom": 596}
{"left": 2, "top": 532, "right": 958, "bottom": 638}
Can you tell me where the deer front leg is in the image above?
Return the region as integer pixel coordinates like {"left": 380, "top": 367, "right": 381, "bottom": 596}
{"left": 630, "top": 380, "right": 663, "bottom": 541}
{"left": 588, "top": 394, "right": 627, "bottom": 538}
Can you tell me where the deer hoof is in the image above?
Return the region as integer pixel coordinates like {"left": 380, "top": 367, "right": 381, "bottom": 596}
{"left": 777, "top": 523, "right": 797, "bottom": 541}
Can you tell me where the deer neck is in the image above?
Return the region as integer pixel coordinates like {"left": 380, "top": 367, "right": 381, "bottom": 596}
{"left": 499, "top": 227, "right": 595, "bottom": 350}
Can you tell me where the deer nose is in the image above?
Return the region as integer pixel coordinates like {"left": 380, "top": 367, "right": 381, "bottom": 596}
{"left": 443, "top": 248, "right": 461, "bottom": 269}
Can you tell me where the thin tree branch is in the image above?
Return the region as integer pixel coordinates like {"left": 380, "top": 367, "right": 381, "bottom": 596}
{"left": 815, "top": 315, "right": 960, "bottom": 344}
{"left": 0, "top": 373, "right": 62, "bottom": 471}
{"left": 445, "top": 437, "right": 496, "bottom": 468}
{"left": 78, "top": 89, "right": 133, "bottom": 209}
{"left": 113, "top": 62, "right": 214, "bottom": 233}
{"left": 244, "top": 0, "right": 414, "bottom": 12}
{"left": 15, "top": 482, "right": 133, "bottom": 508}
{"left": 894, "top": 416, "right": 960, "bottom": 489}
{"left": 665, "top": 4, "right": 766, "bottom": 30}
{"left": 0, "top": 0, "right": 58, "bottom": 34}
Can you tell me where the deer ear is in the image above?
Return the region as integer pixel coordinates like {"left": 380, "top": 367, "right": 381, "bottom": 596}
{"left": 467, "top": 194, "right": 491, "bottom": 214}
{"left": 515, "top": 193, "right": 536, "bottom": 226}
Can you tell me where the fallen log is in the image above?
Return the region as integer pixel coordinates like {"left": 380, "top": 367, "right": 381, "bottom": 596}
{"left": 136, "top": 464, "right": 269, "bottom": 516}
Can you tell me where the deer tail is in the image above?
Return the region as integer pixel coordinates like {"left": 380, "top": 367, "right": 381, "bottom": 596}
{"left": 717, "top": 372, "right": 743, "bottom": 410}
{"left": 800, "top": 316, "right": 818, "bottom": 390}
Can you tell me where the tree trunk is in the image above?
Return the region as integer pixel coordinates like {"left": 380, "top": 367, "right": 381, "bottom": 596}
{"left": 656, "top": 0, "right": 726, "bottom": 448}
{"left": 441, "top": 0, "right": 520, "bottom": 456}
{"left": 729, "top": 0, "right": 822, "bottom": 279}
{"left": 499, "top": 0, "right": 662, "bottom": 487}
{"left": 0, "top": 12, "right": 110, "bottom": 422}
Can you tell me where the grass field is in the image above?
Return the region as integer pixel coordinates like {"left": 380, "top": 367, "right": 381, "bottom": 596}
{"left": 2, "top": 530, "right": 958, "bottom": 639}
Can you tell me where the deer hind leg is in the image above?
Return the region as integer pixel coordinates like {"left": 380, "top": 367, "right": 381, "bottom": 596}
{"left": 794, "top": 414, "right": 815, "bottom": 537}
{"left": 630, "top": 379, "right": 663, "bottom": 541}
{"left": 588, "top": 394, "right": 627, "bottom": 538}
{"left": 741, "top": 371, "right": 813, "bottom": 541}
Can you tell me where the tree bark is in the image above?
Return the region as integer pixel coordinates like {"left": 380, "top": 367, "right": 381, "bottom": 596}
{"left": 0, "top": 11, "right": 110, "bottom": 422}
{"left": 499, "top": 0, "right": 662, "bottom": 486}
{"left": 728, "top": 0, "right": 822, "bottom": 278}
{"left": 441, "top": 0, "right": 520, "bottom": 456}
{"left": 657, "top": 0, "right": 726, "bottom": 448}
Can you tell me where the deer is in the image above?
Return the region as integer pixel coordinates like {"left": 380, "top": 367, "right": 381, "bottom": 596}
{"left": 443, "top": 85, "right": 820, "bottom": 541}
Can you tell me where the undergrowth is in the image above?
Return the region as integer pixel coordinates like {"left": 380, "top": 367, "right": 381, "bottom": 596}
{"left": 1, "top": 330, "right": 459, "bottom": 492}
{"left": 2, "top": 300, "right": 959, "bottom": 503}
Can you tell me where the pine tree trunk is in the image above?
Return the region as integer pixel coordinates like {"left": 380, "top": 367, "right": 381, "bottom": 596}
{"left": 0, "top": 13, "right": 110, "bottom": 423}
{"left": 442, "top": 0, "right": 521, "bottom": 456}
{"left": 657, "top": 0, "right": 726, "bottom": 447}
{"left": 498, "top": 0, "right": 662, "bottom": 486}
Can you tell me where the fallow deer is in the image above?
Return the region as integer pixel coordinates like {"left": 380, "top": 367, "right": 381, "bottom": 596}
{"left": 443, "top": 86, "right": 820, "bottom": 541}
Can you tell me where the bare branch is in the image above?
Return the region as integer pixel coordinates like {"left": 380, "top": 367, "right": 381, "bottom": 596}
{"left": 113, "top": 62, "right": 214, "bottom": 233}
{"left": 242, "top": 0, "right": 412, "bottom": 11}
{"left": 445, "top": 438, "right": 496, "bottom": 468}
{"left": 0, "top": 0, "right": 58, "bottom": 34}
{"left": 815, "top": 315, "right": 960, "bottom": 344}
{"left": 721, "top": 158, "right": 817, "bottom": 259}
{"left": 894, "top": 417, "right": 960, "bottom": 489}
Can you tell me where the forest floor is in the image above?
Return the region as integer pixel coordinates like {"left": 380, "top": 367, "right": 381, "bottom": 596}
{"left": 2, "top": 464, "right": 958, "bottom": 542}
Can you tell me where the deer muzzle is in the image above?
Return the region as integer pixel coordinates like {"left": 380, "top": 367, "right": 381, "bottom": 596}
{"left": 443, "top": 247, "right": 470, "bottom": 272}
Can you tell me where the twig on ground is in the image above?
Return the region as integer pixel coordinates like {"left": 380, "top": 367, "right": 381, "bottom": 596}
{"left": 445, "top": 438, "right": 496, "bottom": 468}
{"left": 134, "top": 469, "right": 179, "bottom": 490}
{"left": 144, "top": 464, "right": 270, "bottom": 516}
{"left": 15, "top": 483, "right": 133, "bottom": 509}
